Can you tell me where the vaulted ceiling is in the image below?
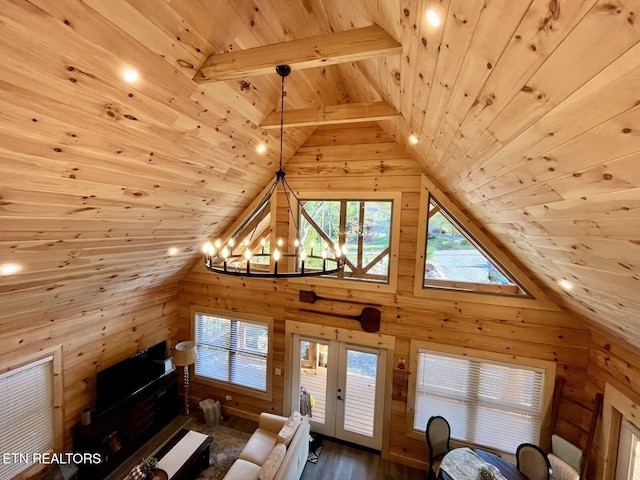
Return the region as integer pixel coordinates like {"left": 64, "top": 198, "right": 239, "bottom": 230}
{"left": 1, "top": 1, "right": 639, "bottom": 346}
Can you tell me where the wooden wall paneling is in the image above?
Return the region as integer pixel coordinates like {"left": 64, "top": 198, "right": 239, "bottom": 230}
{"left": 438, "top": 0, "right": 596, "bottom": 179}
{"left": 397, "top": 308, "right": 589, "bottom": 349}
{"left": 293, "top": 142, "right": 413, "bottom": 162}
{"left": 289, "top": 175, "right": 421, "bottom": 192}
{"left": 404, "top": 0, "right": 448, "bottom": 135}
{"left": 460, "top": 113, "right": 640, "bottom": 205}
{"left": 417, "top": 0, "right": 485, "bottom": 155}
{"left": 457, "top": 41, "right": 640, "bottom": 196}
{"left": 488, "top": 1, "right": 640, "bottom": 145}
{"left": 82, "top": 0, "right": 206, "bottom": 76}
{"left": 178, "top": 124, "right": 591, "bottom": 469}
{"left": 286, "top": 157, "right": 419, "bottom": 177}
{"left": 426, "top": 0, "right": 529, "bottom": 171}
{"left": 6, "top": 0, "right": 640, "bottom": 472}
{"left": 0, "top": 287, "right": 178, "bottom": 449}
{"left": 548, "top": 152, "right": 640, "bottom": 199}
{"left": 397, "top": 0, "right": 422, "bottom": 123}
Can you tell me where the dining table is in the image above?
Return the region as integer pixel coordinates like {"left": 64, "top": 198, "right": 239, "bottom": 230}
{"left": 438, "top": 447, "right": 529, "bottom": 480}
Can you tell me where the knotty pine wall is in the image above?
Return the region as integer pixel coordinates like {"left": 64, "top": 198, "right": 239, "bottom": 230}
{"left": 0, "top": 284, "right": 178, "bottom": 451}
{"left": 178, "top": 123, "right": 593, "bottom": 470}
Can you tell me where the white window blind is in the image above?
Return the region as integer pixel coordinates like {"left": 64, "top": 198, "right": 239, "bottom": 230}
{"left": 414, "top": 350, "right": 544, "bottom": 454}
{"left": 194, "top": 313, "right": 268, "bottom": 392}
{"left": 0, "top": 356, "right": 54, "bottom": 479}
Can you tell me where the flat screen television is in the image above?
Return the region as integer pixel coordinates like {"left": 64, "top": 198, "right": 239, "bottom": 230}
{"left": 95, "top": 340, "right": 172, "bottom": 417}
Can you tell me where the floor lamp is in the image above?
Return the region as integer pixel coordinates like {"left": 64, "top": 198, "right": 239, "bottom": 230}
{"left": 173, "top": 341, "right": 198, "bottom": 415}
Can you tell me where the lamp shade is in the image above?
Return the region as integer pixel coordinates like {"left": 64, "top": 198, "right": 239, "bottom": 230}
{"left": 173, "top": 341, "right": 198, "bottom": 366}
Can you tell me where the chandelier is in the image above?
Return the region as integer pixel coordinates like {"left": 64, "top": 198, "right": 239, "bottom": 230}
{"left": 202, "top": 65, "right": 347, "bottom": 278}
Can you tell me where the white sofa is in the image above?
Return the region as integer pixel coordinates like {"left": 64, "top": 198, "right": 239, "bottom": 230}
{"left": 223, "top": 411, "right": 310, "bottom": 480}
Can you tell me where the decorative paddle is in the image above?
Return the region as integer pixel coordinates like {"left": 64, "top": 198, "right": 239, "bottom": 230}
{"left": 299, "top": 289, "right": 381, "bottom": 306}
{"left": 299, "top": 307, "right": 381, "bottom": 333}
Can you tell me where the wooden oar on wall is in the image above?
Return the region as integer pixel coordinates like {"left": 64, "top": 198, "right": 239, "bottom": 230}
{"left": 299, "top": 289, "right": 381, "bottom": 306}
{"left": 299, "top": 306, "right": 381, "bottom": 333}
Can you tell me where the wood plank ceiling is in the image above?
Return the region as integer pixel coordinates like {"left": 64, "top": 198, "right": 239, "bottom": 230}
{"left": 1, "top": 0, "right": 639, "bottom": 346}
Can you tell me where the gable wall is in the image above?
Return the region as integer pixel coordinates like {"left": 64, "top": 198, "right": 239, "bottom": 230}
{"left": 178, "top": 124, "right": 592, "bottom": 469}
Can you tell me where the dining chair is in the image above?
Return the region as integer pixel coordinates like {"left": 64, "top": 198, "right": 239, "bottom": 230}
{"left": 426, "top": 415, "right": 452, "bottom": 479}
{"left": 549, "top": 434, "right": 582, "bottom": 479}
{"left": 516, "top": 443, "right": 553, "bottom": 480}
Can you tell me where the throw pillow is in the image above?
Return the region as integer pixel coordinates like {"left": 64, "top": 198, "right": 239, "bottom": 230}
{"left": 257, "top": 443, "right": 287, "bottom": 480}
{"left": 276, "top": 411, "right": 302, "bottom": 445}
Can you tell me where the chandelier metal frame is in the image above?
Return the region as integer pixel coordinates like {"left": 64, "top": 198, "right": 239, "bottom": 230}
{"left": 202, "top": 65, "right": 346, "bottom": 278}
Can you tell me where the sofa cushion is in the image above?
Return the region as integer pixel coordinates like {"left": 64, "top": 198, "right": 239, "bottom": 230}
{"left": 222, "top": 458, "right": 261, "bottom": 480}
{"left": 257, "top": 443, "right": 286, "bottom": 480}
{"left": 239, "top": 428, "right": 278, "bottom": 466}
{"left": 276, "top": 411, "right": 302, "bottom": 446}
{"left": 273, "top": 416, "right": 310, "bottom": 480}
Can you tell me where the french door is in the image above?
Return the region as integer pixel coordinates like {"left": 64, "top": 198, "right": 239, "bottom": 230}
{"left": 292, "top": 335, "right": 386, "bottom": 450}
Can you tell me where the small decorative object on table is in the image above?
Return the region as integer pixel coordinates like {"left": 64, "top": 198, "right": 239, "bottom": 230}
{"left": 478, "top": 465, "right": 496, "bottom": 480}
{"left": 125, "top": 456, "right": 168, "bottom": 480}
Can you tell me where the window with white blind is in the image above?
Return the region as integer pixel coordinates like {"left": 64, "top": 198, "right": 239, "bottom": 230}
{"left": 0, "top": 356, "right": 55, "bottom": 479}
{"left": 193, "top": 309, "right": 272, "bottom": 399}
{"left": 409, "top": 343, "right": 554, "bottom": 455}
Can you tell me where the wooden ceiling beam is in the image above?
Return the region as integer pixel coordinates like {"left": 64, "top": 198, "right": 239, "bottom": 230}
{"left": 193, "top": 25, "right": 401, "bottom": 84}
{"left": 260, "top": 101, "right": 400, "bottom": 129}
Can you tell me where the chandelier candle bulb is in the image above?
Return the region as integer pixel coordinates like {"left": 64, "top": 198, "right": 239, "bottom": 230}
{"left": 300, "top": 251, "right": 306, "bottom": 273}
{"left": 273, "top": 248, "right": 280, "bottom": 275}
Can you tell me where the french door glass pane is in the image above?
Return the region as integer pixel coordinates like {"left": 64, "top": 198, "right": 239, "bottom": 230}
{"left": 299, "top": 341, "right": 328, "bottom": 424}
{"left": 343, "top": 349, "right": 377, "bottom": 437}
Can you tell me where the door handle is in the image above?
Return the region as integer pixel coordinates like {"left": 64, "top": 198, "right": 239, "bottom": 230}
{"left": 337, "top": 395, "right": 343, "bottom": 400}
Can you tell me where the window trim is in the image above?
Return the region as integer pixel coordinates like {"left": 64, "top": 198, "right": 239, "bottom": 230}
{"left": 288, "top": 191, "right": 401, "bottom": 293}
{"left": 0, "top": 345, "right": 63, "bottom": 479}
{"left": 602, "top": 382, "right": 640, "bottom": 478}
{"left": 413, "top": 175, "right": 560, "bottom": 310}
{"left": 423, "top": 195, "right": 527, "bottom": 296}
{"left": 406, "top": 340, "right": 556, "bottom": 454}
{"left": 191, "top": 306, "right": 273, "bottom": 401}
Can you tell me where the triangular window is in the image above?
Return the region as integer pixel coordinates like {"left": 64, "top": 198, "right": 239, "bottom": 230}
{"left": 423, "top": 195, "right": 527, "bottom": 296}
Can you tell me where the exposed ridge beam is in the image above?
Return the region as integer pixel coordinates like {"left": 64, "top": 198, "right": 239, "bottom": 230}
{"left": 193, "top": 25, "right": 401, "bottom": 84}
{"left": 260, "top": 101, "right": 400, "bottom": 129}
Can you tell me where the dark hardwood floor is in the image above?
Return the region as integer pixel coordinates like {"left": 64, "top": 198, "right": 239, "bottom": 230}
{"left": 219, "top": 414, "right": 426, "bottom": 479}
{"left": 300, "top": 438, "right": 426, "bottom": 480}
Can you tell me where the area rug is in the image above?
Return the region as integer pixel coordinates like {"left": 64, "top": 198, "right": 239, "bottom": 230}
{"left": 185, "top": 419, "right": 251, "bottom": 480}
{"left": 307, "top": 434, "right": 325, "bottom": 464}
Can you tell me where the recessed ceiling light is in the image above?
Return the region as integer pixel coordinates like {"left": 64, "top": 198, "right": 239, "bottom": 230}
{"left": 558, "top": 279, "right": 573, "bottom": 290}
{"left": 168, "top": 247, "right": 178, "bottom": 256}
{"left": 256, "top": 144, "right": 267, "bottom": 154}
{"left": 426, "top": 9, "right": 441, "bottom": 27}
{"left": 123, "top": 68, "right": 139, "bottom": 83}
{"left": 409, "top": 134, "right": 419, "bottom": 145}
{"left": 1, "top": 263, "right": 21, "bottom": 276}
